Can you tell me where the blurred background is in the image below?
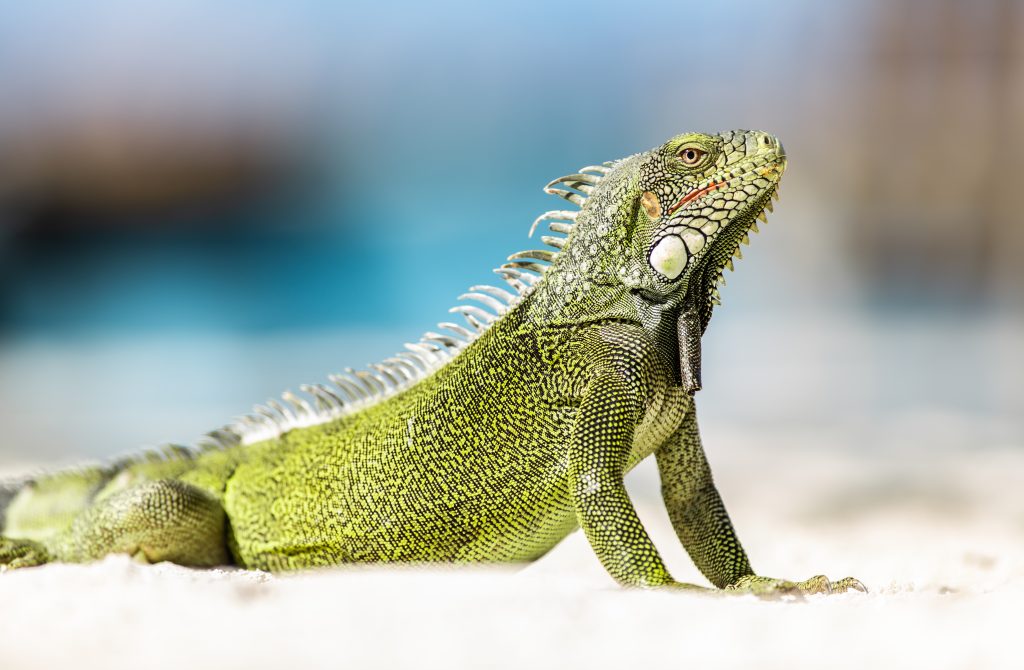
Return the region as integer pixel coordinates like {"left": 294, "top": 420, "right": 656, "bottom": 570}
{"left": 0, "top": 0, "right": 1021, "bottom": 465}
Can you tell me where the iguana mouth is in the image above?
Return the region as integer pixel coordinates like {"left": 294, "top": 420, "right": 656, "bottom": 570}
{"left": 666, "top": 178, "right": 729, "bottom": 216}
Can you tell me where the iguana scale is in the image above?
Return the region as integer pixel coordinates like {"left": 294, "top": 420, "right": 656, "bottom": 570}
{"left": 0, "top": 130, "right": 864, "bottom": 595}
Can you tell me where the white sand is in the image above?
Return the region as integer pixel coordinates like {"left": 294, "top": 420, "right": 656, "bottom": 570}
{"left": 1, "top": 433, "right": 1022, "bottom": 670}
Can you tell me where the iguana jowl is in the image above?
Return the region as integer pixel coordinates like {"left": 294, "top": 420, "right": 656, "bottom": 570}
{"left": 0, "top": 130, "right": 864, "bottom": 595}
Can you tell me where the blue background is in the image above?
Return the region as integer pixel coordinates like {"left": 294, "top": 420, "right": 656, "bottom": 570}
{"left": 0, "top": 0, "right": 1020, "bottom": 460}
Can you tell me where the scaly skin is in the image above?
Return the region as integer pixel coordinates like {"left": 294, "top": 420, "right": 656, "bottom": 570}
{"left": 0, "top": 130, "right": 865, "bottom": 596}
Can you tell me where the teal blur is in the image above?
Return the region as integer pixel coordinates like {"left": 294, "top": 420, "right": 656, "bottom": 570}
{"left": 0, "top": 1, "right": 1020, "bottom": 459}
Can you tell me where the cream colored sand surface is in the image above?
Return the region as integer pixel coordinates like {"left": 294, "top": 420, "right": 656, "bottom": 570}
{"left": 1, "top": 430, "right": 1021, "bottom": 670}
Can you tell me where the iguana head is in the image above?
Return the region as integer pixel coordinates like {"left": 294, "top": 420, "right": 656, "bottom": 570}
{"left": 528, "top": 129, "right": 785, "bottom": 392}
{"left": 632, "top": 129, "right": 785, "bottom": 390}
{"left": 631, "top": 130, "right": 785, "bottom": 313}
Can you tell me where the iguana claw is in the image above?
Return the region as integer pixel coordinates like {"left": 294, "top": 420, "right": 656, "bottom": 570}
{"left": 831, "top": 576, "right": 868, "bottom": 593}
{"left": 726, "top": 574, "right": 868, "bottom": 598}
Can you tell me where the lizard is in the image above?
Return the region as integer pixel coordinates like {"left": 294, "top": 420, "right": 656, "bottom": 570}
{"left": 0, "top": 129, "right": 865, "bottom": 596}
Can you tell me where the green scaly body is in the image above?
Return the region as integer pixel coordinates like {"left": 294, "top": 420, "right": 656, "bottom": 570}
{"left": 0, "top": 130, "right": 864, "bottom": 595}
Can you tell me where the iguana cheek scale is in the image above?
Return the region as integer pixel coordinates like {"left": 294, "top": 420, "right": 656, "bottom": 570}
{"left": 0, "top": 130, "right": 865, "bottom": 596}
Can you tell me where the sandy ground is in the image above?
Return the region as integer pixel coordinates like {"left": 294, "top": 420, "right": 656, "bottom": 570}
{"left": 1, "top": 431, "right": 1022, "bottom": 670}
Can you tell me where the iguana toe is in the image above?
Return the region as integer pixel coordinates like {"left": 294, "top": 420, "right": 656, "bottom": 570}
{"left": 0, "top": 537, "right": 51, "bottom": 571}
{"left": 726, "top": 574, "right": 867, "bottom": 598}
{"left": 830, "top": 576, "right": 868, "bottom": 593}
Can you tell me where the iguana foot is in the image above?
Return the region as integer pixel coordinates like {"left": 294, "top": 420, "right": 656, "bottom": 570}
{"left": 726, "top": 574, "right": 867, "bottom": 598}
{"left": 0, "top": 537, "right": 51, "bottom": 571}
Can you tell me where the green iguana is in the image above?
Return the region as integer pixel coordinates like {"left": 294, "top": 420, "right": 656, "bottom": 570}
{"left": 0, "top": 130, "right": 865, "bottom": 595}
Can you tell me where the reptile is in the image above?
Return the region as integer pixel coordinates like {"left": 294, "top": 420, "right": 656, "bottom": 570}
{"left": 0, "top": 129, "right": 865, "bottom": 596}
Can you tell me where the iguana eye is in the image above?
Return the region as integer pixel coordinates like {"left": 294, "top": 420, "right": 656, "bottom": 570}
{"left": 678, "top": 147, "right": 705, "bottom": 165}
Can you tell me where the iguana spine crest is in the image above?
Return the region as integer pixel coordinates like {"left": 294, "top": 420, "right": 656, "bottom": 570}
{"left": 190, "top": 161, "right": 614, "bottom": 450}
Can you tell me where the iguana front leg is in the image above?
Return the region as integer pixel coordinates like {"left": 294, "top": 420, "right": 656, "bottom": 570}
{"left": 655, "top": 409, "right": 866, "bottom": 595}
{"left": 568, "top": 369, "right": 708, "bottom": 591}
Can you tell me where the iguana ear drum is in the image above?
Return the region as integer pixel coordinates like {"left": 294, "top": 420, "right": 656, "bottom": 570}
{"left": 640, "top": 191, "right": 662, "bottom": 220}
